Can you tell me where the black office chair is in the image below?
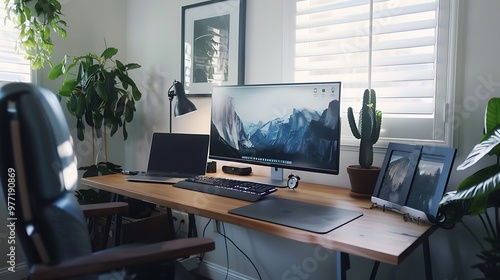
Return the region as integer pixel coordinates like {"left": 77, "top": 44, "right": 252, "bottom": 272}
{"left": 0, "top": 82, "right": 214, "bottom": 280}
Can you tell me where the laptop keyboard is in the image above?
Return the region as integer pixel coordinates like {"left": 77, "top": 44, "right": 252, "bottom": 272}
{"left": 174, "top": 175, "right": 277, "bottom": 202}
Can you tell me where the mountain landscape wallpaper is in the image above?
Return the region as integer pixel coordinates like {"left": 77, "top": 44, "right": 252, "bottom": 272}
{"left": 210, "top": 92, "right": 341, "bottom": 173}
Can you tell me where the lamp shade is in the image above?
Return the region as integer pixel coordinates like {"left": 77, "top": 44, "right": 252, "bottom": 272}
{"left": 173, "top": 81, "right": 197, "bottom": 116}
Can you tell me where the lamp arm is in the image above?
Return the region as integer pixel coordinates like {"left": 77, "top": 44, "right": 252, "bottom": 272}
{"left": 167, "top": 82, "right": 176, "bottom": 133}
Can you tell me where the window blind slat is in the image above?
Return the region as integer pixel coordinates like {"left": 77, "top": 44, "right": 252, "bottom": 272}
{"left": 297, "top": 1, "right": 437, "bottom": 30}
{"left": 297, "top": 0, "right": 388, "bottom": 16}
{"left": 296, "top": 36, "right": 435, "bottom": 58}
{"left": 373, "top": 1, "right": 437, "bottom": 20}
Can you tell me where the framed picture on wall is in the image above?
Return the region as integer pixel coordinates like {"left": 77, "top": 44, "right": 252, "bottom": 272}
{"left": 403, "top": 146, "right": 457, "bottom": 224}
{"left": 181, "top": 0, "right": 246, "bottom": 96}
{"left": 371, "top": 143, "right": 422, "bottom": 212}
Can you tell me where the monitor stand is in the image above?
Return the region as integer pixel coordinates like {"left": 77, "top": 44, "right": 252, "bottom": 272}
{"left": 248, "top": 166, "right": 287, "bottom": 187}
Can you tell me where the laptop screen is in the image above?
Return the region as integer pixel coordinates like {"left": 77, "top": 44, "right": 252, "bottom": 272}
{"left": 147, "top": 133, "right": 209, "bottom": 175}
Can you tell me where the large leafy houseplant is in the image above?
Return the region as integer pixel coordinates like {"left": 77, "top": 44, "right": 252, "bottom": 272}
{"left": 4, "top": 0, "right": 67, "bottom": 69}
{"left": 439, "top": 97, "right": 500, "bottom": 278}
{"left": 48, "top": 47, "right": 142, "bottom": 142}
{"left": 346, "top": 89, "right": 383, "bottom": 197}
{"left": 48, "top": 47, "right": 142, "bottom": 179}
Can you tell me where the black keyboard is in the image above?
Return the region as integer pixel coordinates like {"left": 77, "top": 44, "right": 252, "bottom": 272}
{"left": 173, "top": 176, "right": 277, "bottom": 202}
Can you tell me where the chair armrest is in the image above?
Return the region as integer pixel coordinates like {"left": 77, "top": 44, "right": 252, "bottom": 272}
{"left": 30, "top": 237, "right": 215, "bottom": 280}
{"left": 80, "top": 202, "right": 128, "bottom": 218}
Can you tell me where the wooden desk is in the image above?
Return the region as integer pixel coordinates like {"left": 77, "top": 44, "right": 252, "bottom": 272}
{"left": 81, "top": 173, "right": 435, "bottom": 280}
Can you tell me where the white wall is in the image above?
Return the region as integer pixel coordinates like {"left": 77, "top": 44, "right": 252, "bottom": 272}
{"left": 2, "top": 0, "right": 498, "bottom": 279}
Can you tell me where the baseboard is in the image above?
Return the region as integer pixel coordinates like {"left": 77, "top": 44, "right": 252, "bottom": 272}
{"left": 197, "top": 261, "right": 254, "bottom": 280}
{"left": 0, "top": 262, "right": 28, "bottom": 280}
{"left": 2, "top": 259, "right": 252, "bottom": 280}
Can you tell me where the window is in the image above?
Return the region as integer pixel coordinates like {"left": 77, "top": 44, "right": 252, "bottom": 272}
{"left": 0, "top": 8, "right": 32, "bottom": 83}
{"left": 285, "top": 0, "right": 458, "bottom": 147}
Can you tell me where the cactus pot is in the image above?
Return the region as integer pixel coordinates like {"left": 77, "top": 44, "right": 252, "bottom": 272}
{"left": 346, "top": 165, "right": 380, "bottom": 199}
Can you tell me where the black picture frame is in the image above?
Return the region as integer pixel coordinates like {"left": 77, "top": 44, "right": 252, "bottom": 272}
{"left": 181, "top": 0, "right": 246, "bottom": 96}
{"left": 371, "top": 143, "right": 422, "bottom": 212}
{"left": 403, "top": 146, "right": 457, "bottom": 224}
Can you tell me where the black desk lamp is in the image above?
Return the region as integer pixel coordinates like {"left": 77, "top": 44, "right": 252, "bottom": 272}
{"left": 167, "top": 80, "right": 197, "bottom": 132}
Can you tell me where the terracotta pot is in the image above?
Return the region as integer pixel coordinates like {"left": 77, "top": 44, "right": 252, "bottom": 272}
{"left": 346, "top": 165, "right": 381, "bottom": 199}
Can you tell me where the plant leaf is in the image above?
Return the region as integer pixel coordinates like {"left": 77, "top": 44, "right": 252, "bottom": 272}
{"left": 101, "top": 47, "right": 118, "bottom": 59}
{"left": 84, "top": 109, "right": 94, "bottom": 127}
{"left": 457, "top": 127, "right": 500, "bottom": 170}
{"left": 485, "top": 98, "right": 500, "bottom": 134}
{"left": 443, "top": 164, "right": 500, "bottom": 215}
{"left": 75, "top": 94, "right": 85, "bottom": 117}
{"left": 110, "top": 122, "right": 118, "bottom": 137}
{"left": 126, "top": 63, "right": 141, "bottom": 70}
{"left": 115, "top": 95, "right": 126, "bottom": 118}
{"left": 132, "top": 86, "right": 142, "bottom": 101}
{"left": 96, "top": 81, "right": 108, "bottom": 101}
{"left": 458, "top": 164, "right": 500, "bottom": 194}
{"left": 48, "top": 63, "right": 63, "bottom": 80}
{"left": 123, "top": 121, "right": 128, "bottom": 140}
{"left": 116, "top": 59, "right": 125, "bottom": 70}
{"left": 125, "top": 100, "right": 135, "bottom": 122}
{"left": 104, "top": 70, "right": 116, "bottom": 98}
{"left": 469, "top": 193, "right": 490, "bottom": 216}
{"left": 94, "top": 112, "right": 103, "bottom": 129}
{"left": 76, "top": 118, "right": 84, "bottom": 141}
{"left": 60, "top": 79, "right": 78, "bottom": 96}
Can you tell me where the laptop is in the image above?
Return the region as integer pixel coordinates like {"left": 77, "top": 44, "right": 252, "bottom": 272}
{"left": 126, "top": 133, "right": 210, "bottom": 184}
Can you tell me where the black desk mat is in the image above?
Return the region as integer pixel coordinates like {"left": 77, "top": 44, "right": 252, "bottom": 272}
{"left": 229, "top": 197, "right": 363, "bottom": 234}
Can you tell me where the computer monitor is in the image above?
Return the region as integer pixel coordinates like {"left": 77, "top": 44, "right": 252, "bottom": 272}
{"left": 209, "top": 82, "right": 341, "bottom": 186}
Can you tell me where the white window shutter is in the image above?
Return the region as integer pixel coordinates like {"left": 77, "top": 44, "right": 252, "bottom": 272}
{"left": 290, "top": 0, "right": 457, "bottom": 146}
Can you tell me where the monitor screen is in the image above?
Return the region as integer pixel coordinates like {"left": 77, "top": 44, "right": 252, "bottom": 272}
{"left": 209, "top": 82, "right": 342, "bottom": 181}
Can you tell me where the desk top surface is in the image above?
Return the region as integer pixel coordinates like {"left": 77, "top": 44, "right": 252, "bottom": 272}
{"left": 81, "top": 173, "right": 436, "bottom": 265}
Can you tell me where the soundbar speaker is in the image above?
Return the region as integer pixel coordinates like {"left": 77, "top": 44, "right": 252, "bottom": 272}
{"left": 222, "top": 165, "right": 252, "bottom": 176}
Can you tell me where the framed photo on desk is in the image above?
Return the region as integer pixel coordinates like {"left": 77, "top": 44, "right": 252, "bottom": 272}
{"left": 372, "top": 143, "right": 422, "bottom": 212}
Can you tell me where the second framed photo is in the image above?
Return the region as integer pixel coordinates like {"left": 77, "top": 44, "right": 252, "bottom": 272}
{"left": 403, "top": 146, "right": 457, "bottom": 224}
{"left": 181, "top": 0, "right": 246, "bottom": 96}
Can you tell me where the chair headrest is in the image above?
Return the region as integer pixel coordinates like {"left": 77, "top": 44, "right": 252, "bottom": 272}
{"left": 0, "top": 83, "right": 79, "bottom": 201}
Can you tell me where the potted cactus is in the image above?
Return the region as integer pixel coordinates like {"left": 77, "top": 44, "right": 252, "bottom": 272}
{"left": 346, "top": 88, "right": 382, "bottom": 198}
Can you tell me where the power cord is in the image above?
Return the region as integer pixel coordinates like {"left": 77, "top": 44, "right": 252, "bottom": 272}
{"left": 220, "top": 222, "right": 230, "bottom": 280}
{"left": 216, "top": 221, "right": 263, "bottom": 280}
{"left": 199, "top": 218, "right": 214, "bottom": 262}
{"left": 171, "top": 216, "right": 185, "bottom": 236}
{"left": 200, "top": 219, "right": 263, "bottom": 279}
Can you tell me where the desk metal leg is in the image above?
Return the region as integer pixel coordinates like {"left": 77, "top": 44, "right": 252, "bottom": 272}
{"left": 336, "top": 251, "right": 350, "bottom": 280}
{"left": 369, "top": 261, "right": 380, "bottom": 280}
{"left": 188, "top": 214, "right": 198, "bottom": 237}
{"left": 166, "top": 208, "right": 177, "bottom": 239}
{"left": 101, "top": 194, "right": 122, "bottom": 249}
{"left": 423, "top": 238, "right": 433, "bottom": 280}
{"left": 112, "top": 194, "right": 122, "bottom": 246}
